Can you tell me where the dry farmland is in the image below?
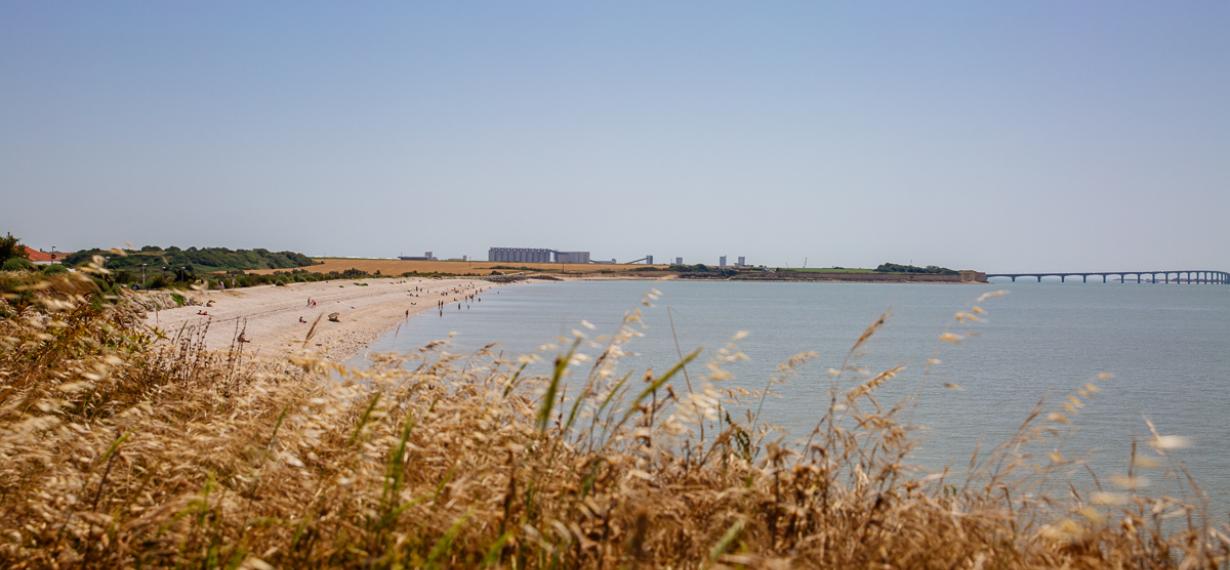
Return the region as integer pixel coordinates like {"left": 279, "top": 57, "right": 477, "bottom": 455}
{"left": 251, "top": 257, "right": 669, "bottom": 276}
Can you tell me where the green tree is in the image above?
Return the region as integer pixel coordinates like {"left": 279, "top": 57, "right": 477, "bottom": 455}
{"left": 0, "top": 233, "right": 26, "bottom": 264}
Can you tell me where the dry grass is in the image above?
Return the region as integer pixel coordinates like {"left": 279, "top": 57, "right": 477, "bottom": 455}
{"left": 250, "top": 258, "right": 668, "bottom": 276}
{"left": 1, "top": 265, "right": 1227, "bottom": 568}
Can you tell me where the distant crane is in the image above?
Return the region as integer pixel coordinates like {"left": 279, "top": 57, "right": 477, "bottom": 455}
{"left": 802, "top": 257, "right": 808, "bottom": 269}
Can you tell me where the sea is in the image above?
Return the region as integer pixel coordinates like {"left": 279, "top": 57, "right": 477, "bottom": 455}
{"left": 355, "top": 279, "right": 1230, "bottom": 517}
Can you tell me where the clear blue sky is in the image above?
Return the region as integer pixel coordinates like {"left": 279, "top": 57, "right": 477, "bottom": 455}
{"left": 3, "top": 1, "right": 1228, "bottom": 271}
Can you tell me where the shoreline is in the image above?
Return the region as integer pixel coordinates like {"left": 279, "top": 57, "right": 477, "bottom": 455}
{"left": 144, "top": 277, "right": 509, "bottom": 362}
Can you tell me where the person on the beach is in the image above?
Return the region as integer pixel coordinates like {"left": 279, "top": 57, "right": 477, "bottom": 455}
{"left": 299, "top": 316, "right": 307, "bottom": 324}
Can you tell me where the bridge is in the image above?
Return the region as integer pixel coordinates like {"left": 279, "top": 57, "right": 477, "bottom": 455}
{"left": 985, "top": 270, "right": 1229, "bottom": 284}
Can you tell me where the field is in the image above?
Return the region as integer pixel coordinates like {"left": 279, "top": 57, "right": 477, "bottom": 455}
{"left": 251, "top": 258, "right": 669, "bottom": 276}
{"left": 779, "top": 267, "right": 877, "bottom": 273}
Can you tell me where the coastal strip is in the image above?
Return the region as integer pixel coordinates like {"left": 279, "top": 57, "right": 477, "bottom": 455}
{"left": 145, "top": 277, "right": 504, "bottom": 361}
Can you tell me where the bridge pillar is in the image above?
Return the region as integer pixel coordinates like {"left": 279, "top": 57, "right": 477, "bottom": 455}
{"left": 1060, "top": 275, "right": 1066, "bottom": 283}
{"left": 1187, "top": 272, "right": 1192, "bottom": 284}
{"left": 1082, "top": 274, "right": 1087, "bottom": 283}
{"left": 1165, "top": 272, "right": 1170, "bottom": 284}
{"left": 1136, "top": 273, "right": 1141, "bottom": 284}
{"left": 1102, "top": 274, "right": 1107, "bottom": 283}
{"left": 1150, "top": 273, "right": 1156, "bottom": 284}
{"left": 1037, "top": 275, "right": 1042, "bottom": 283}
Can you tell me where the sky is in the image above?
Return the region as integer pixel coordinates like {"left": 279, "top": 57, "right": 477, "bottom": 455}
{"left": 2, "top": 1, "right": 1228, "bottom": 272}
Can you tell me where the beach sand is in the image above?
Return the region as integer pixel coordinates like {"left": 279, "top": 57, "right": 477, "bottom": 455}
{"left": 146, "top": 277, "right": 501, "bottom": 361}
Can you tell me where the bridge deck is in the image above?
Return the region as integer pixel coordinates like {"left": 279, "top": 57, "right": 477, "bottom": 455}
{"left": 984, "top": 270, "right": 1228, "bottom": 284}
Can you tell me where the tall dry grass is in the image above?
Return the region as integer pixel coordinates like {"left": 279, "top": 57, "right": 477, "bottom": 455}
{"left": 1, "top": 265, "right": 1226, "bottom": 568}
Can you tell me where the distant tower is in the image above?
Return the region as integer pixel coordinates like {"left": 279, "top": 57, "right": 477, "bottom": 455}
{"left": 646, "top": 255, "right": 653, "bottom": 264}
{"left": 719, "top": 255, "right": 727, "bottom": 267}
{"left": 737, "top": 256, "right": 746, "bottom": 267}
{"left": 675, "top": 257, "right": 683, "bottom": 265}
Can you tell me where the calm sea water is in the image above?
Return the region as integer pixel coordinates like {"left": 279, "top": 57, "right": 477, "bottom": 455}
{"left": 358, "top": 280, "right": 1230, "bottom": 515}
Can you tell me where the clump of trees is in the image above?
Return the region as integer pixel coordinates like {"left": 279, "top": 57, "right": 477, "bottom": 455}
{"left": 95, "top": 267, "right": 375, "bottom": 291}
{"left": 670, "top": 264, "right": 738, "bottom": 277}
{"left": 874, "top": 262, "right": 958, "bottom": 275}
{"left": 63, "top": 246, "right": 317, "bottom": 272}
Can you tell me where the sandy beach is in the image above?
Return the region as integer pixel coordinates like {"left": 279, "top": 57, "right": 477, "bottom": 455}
{"left": 145, "top": 277, "right": 501, "bottom": 361}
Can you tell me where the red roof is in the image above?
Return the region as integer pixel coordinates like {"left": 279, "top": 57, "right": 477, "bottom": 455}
{"left": 21, "top": 246, "right": 65, "bottom": 262}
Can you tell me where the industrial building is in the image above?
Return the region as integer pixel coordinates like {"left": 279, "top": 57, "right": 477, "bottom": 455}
{"left": 737, "top": 256, "right": 746, "bottom": 267}
{"left": 488, "top": 247, "right": 592, "bottom": 264}
{"left": 555, "top": 251, "right": 591, "bottom": 264}
{"left": 398, "top": 251, "right": 436, "bottom": 261}
{"left": 489, "top": 247, "right": 553, "bottom": 263}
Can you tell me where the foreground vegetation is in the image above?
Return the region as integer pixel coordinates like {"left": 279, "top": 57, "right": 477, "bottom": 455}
{"left": 1, "top": 265, "right": 1225, "bottom": 568}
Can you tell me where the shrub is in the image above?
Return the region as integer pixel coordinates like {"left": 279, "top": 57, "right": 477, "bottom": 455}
{"left": 2, "top": 257, "right": 34, "bottom": 272}
{"left": 875, "top": 262, "right": 959, "bottom": 275}
{"left": 63, "top": 246, "right": 317, "bottom": 272}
